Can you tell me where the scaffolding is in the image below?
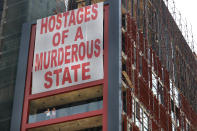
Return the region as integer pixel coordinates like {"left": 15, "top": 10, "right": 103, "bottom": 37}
{"left": 122, "top": 0, "right": 197, "bottom": 112}
{"left": 121, "top": 0, "right": 197, "bottom": 130}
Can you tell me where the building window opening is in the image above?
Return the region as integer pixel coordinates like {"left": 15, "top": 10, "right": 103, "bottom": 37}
{"left": 68, "top": 0, "right": 107, "bottom": 10}
{"left": 170, "top": 80, "right": 180, "bottom": 126}
{"left": 143, "top": 113, "right": 149, "bottom": 131}
{"left": 152, "top": 73, "right": 157, "bottom": 97}
{"left": 123, "top": 91, "right": 127, "bottom": 113}
{"left": 28, "top": 85, "right": 103, "bottom": 123}
{"left": 135, "top": 102, "right": 142, "bottom": 129}
{"left": 170, "top": 80, "right": 173, "bottom": 99}
{"left": 132, "top": 98, "right": 135, "bottom": 122}
{"left": 132, "top": 97, "right": 150, "bottom": 131}
{"left": 171, "top": 99, "right": 175, "bottom": 122}
{"left": 147, "top": 48, "right": 151, "bottom": 65}
{"left": 174, "top": 87, "right": 180, "bottom": 107}
{"left": 186, "top": 121, "right": 190, "bottom": 131}
{"left": 172, "top": 123, "right": 176, "bottom": 131}
{"left": 152, "top": 53, "right": 154, "bottom": 71}
{"left": 181, "top": 116, "right": 185, "bottom": 130}
{"left": 161, "top": 67, "right": 165, "bottom": 84}
{"left": 158, "top": 82, "right": 164, "bottom": 105}
{"left": 175, "top": 106, "right": 180, "bottom": 127}
{"left": 122, "top": 13, "right": 126, "bottom": 31}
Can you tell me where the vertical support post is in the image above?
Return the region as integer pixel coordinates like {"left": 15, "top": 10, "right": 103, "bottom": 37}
{"left": 108, "top": 0, "right": 122, "bottom": 131}
{"left": 10, "top": 23, "right": 34, "bottom": 131}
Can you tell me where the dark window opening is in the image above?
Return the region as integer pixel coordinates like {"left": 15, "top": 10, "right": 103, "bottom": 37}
{"left": 123, "top": 91, "right": 127, "bottom": 113}
{"left": 171, "top": 99, "right": 174, "bottom": 112}
{"left": 136, "top": 103, "right": 140, "bottom": 120}
{"left": 68, "top": 0, "right": 78, "bottom": 10}
{"left": 158, "top": 83, "right": 164, "bottom": 105}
